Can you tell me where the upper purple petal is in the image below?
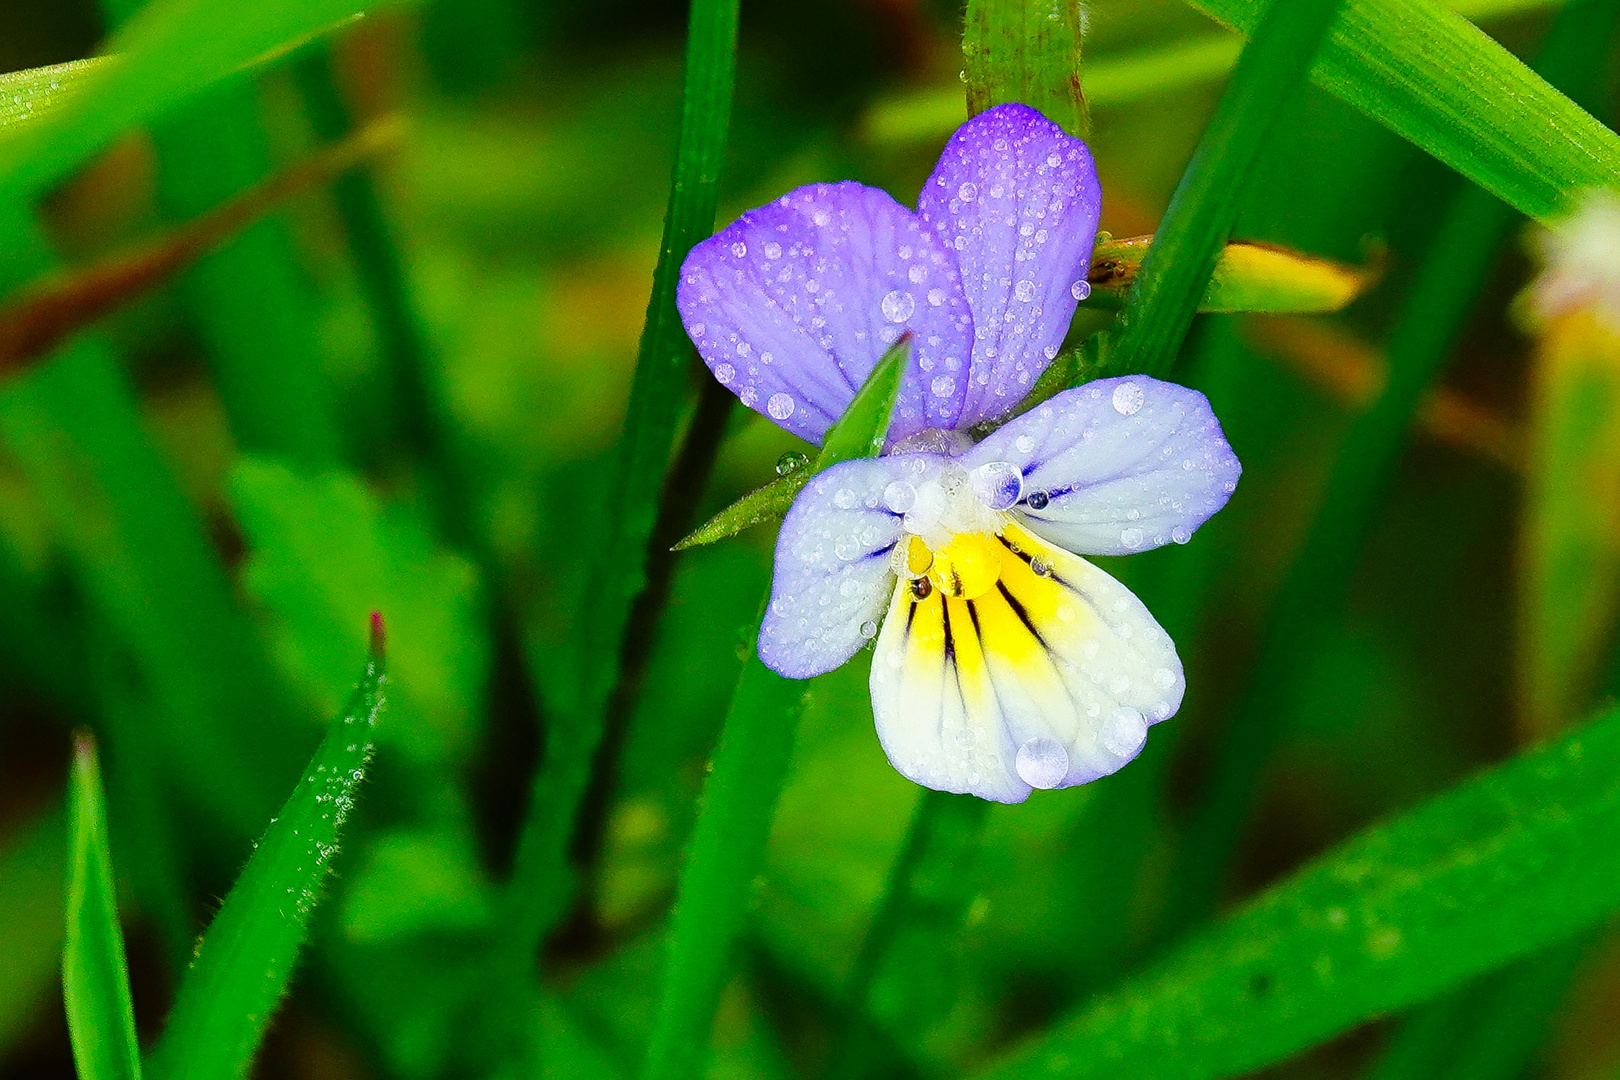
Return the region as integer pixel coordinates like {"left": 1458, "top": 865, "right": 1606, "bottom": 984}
{"left": 678, "top": 182, "right": 975, "bottom": 445}
{"left": 758, "top": 455, "right": 936, "bottom": 679}
{"left": 917, "top": 104, "right": 1102, "bottom": 428}
{"left": 963, "top": 376, "right": 1241, "bottom": 556}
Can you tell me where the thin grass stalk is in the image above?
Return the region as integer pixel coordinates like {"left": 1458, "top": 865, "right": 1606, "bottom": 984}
{"left": 1164, "top": 0, "right": 1620, "bottom": 934}
{"left": 1096, "top": 0, "right": 1346, "bottom": 380}
{"left": 500, "top": 0, "right": 742, "bottom": 978}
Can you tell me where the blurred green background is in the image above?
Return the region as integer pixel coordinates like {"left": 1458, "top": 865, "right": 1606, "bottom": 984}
{"left": 3, "top": 0, "right": 1620, "bottom": 1078}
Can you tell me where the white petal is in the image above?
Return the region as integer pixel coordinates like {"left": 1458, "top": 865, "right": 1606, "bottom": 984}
{"left": 869, "top": 522, "right": 1182, "bottom": 802}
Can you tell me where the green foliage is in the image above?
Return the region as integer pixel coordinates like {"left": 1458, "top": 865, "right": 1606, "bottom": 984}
{"left": 973, "top": 703, "right": 1620, "bottom": 1080}
{"left": 146, "top": 643, "right": 386, "bottom": 1080}
{"left": 674, "top": 471, "right": 809, "bottom": 551}
{"left": 640, "top": 339, "right": 908, "bottom": 1080}
{"left": 63, "top": 735, "right": 142, "bottom": 1080}
{"left": 1188, "top": 0, "right": 1620, "bottom": 221}
{"left": 1097, "top": 0, "right": 1344, "bottom": 380}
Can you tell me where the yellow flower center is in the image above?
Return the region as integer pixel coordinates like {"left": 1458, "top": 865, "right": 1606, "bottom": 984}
{"left": 910, "top": 532, "right": 1003, "bottom": 600}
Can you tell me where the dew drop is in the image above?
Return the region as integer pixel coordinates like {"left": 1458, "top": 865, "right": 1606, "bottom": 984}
{"left": 730, "top": 241, "right": 747, "bottom": 257}
{"left": 881, "top": 289, "right": 916, "bottom": 323}
{"left": 970, "top": 460, "right": 1024, "bottom": 511}
{"left": 1100, "top": 708, "right": 1147, "bottom": 756}
{"left": 1014, "top": 279, "right": 1036, "bottom": 302}
{"left": 958, "top": 181, "right": 978, "bottom": 202}
{"left": 1121, "top": 527, "right": 1145, "bottom": 549}
{"left": 1112, "top": 381, "right": 1145, "bottom": 416}
{"left": 1071, "top": 280, "right": 1092, "bottom": 301}
{"left": 775, "top": 450, "right": 810, "bottom": 477}
{"left": 883, "top": 480, "right": 917, "bottom": 513}
{"left": 767, "top": 392, "right": 796, "bottom": 420}
{"left": 860, "top": 619, "right": 879, "bottom": 639}
{"left": 926, "top": 287, "right": 947, "bottom": 307}
{"left": 1015, "top": 737, "right": 1069, "bottom": 789}
{"left": 1171, "top": 526, "right": 1191, "bottom": 544}
{"left": 1026, "top": 490, "right": 1050, "bottom": 511}
{"left": 1014, "top": 434, "right": 1036, "bottom": 455}
{"left": 715, "top": 362, "right": 735, "bottom": 384}
{"left": 763, "top": 240, "right": 782, "bottom": 259}
{"left": 908, "top": 264, "right": 927, "bottom": 284}
{"left": 1152, "top": 667, "right": 1177, "bottom": 690}
{"left": 931, "top": 374, "right": 957, "bottom": 398}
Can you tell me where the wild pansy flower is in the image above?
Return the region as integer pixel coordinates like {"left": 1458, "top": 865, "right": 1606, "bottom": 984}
{"left": 678, "top": 103, "right": 1241, "bottom": 803}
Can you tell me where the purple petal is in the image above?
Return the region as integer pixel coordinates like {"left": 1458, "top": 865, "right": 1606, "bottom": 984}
{"left": 679, "top": 182, "right": 975, "bottom": 445}
{"left": 917, "top": 104, "right": 1102, "bottom": 427}
{"left": 759, "top": 455, "right": 940, "bottom": 679}
{"left": 963, "top": 376, "right": 1241, "bottom": 556}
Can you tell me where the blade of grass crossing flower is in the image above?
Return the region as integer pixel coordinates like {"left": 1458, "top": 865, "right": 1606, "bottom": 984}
{"left": 674, "top": 472, "right": 810, "bottom": 551}
{"left": 963, "top": 0, "right": 1089, "bottom": 137}
{"left": 503, "top": 0, "right": 741, "bottom": 951}
{"left": 1095, "top": 0, "right": 1344, "bottom": 381}
{"left": 969, "top": 701, "right": 1620, "bottom": 1080}
{"left": 146, "top": 621, "right": 386, "bottom": 1080}
{"left": 1165, "top": 0, "right": 1620, "bottom": 934}
{"left": 640, "top": 341, "right": 908, "bottom": 1080}
{"left": 64, "top": 734, "right": 142, "bottom": 1080}
{"left": 1186, "top": 0, "right": 1620, "bottom": 223}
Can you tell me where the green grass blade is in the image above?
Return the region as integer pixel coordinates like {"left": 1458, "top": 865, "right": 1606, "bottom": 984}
{"left": 147, "top": 624, "right": 387, "bottom": 1080}
{"left": 1096, "top": 0, "right": 1344, "bottom": 380}
{"left": 675, "top": 472, "right": 810, "bottom": 551}
{"left": 0, "top": 61, "right": 103, "bottom": 132}
{"left": 1188, "top": 0, "right": 1620, "bottom": 222}
{"left": 970, "top": 701, "right": 1620, "bottom": 1080}
{"left": 639, "top": 341, "right": 908, "bottom": 1080}
{"left": 503, "top": 0, "right": 742, "bottom": 952}
{"left": 64, "top": 734, "right": 142, "bottom": 1080}
{"left": 964, "top": 0, "right": 1089, "bottom": 137}
{"left": 0, "top": 0, "right": 405, "bottom": 210}
{"left": 1166, "top": 0, "right": 1620, "bottom": 932}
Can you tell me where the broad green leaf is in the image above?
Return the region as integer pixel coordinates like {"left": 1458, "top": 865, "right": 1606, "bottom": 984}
{"left": 1097, "top": 0, "right": 1345, "bottom": 379}
{"left": 63, "top": 735, "right": 142, "bottom": 1080}
{"left": 231, "top": 459, "right": 485, "bottom": 768}
{"left": 972, "top": 702, "right": 1620, "bottom": 1080}
{"left": 674, "top": 472, "right": 809, "bottom": 551}
{"left": 639, "top": 342, "right": 908, "bottom": 1080}
{"left": 1085, "top": 236, "right": 1376, "bottom": 313}
{"left": 1188, "top": 0, "right": 1620, "bottom": 222}
{"left": 147, "top": 635, "right": 386, "bottom": 1080}
{"left": 964, "top": 0, "right": 1089, "bottom": 137}
{"left": 0, "top": 0, "right": 404, "bottom": 210}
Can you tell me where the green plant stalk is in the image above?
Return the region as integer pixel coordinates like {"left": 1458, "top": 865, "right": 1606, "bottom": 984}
{"left": 970, "top": 700, "right": 1620, "bottom": 1080}
{"left": 1098, "top": 0, "right": 1344, "bottom": 381}
{"left": 64, "top": 734, "right": 143, "bottom": 1080}
{"left": 147, "top": 624, "right": 386, "bottom": 1080}
{"left": 963, "top": 0, "right": 1089, "bottom": 137}
{"left": 503, "top": 0, "right": 742, "bottom": 955}
{"left": 1186, "top": 0, "right": 1620, "bottom": 222}
{"left": 1366, "top": 939, "right": 1587, "bottom": 1080}
{"left": 639, "top": 342, "right": 909, "bottom": 1080}
{"left": 1165, "top": 0, "right": 1620, "bottom": 933}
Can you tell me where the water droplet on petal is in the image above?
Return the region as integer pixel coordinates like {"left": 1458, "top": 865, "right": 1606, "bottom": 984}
{"left": 1071, "top": 280, "right": 1092, "bottom": 301}
{"left": 883, "top": 480, "right": 917, "bottom": 513}
{"left": 908, "top": 264, "right": 927, "bottom": 284}
{"left": 1016, "top": 737, "right": 1069, "bottom": 789}
{"left": 926, "top": 287, "right": 947, "bottom": 306}
{"left": 1030, "top": 556, "right": 1051, "bottom": 578}
{"left": 1026, "top": 490, "right": 1050, "bottom": 511}
{"left": 1100, "top": 708, "right": 1148, "bottom": 757}
{"left": 969, "top": 461, "right": 1024, "bottom": 510}
{"left": 1121, "top": 527, "right": 1146, "bottom": 549}
{"left": 1014, "top": 434, "right": 1036, "bottom": 455}
{"left": 775, "top": 451, "right": 810, "bottom": 477}
{"left": 860, "top": 619, "right": 879, "bottom": 639}
{"left": 1112, "top": 381, "right": 1145, "bottom": 416}
{"left": 1014, "top": 279, "right": 1036, "bottom": 302}
{"left": 958, "top": 181, "right": 978, "bottom": 202}
{"left": 730, "top": 241, "right": 747, "bottom": 257}
{"left": 1171, "top": 526, "right": 1191, "bottom": 544}
{"left": 715, "top": 363, "right": 735, "bottom": 384}
{"left": 763, "top": 240, "right": 782, "bottom": 259}
{"left": 767, "top": 392, "right": 796, "bottom": 420}
{"left": 881, "top": 289, "right": 916, "bottom": 323}
{"left": 931, "top": 375, "right": 957, "bottom": 398}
